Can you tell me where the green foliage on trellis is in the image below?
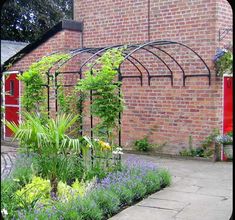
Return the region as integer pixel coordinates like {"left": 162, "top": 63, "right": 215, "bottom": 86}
{"left": 76, "top": 48, "right": 125, "bottom": 142}
{"left": 19, "top": 53, "right": 71, "bottom": 114}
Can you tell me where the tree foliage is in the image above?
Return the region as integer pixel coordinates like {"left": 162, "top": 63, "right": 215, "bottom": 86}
{"left": 1, "top": 0, "right": 72, "bottom": 42}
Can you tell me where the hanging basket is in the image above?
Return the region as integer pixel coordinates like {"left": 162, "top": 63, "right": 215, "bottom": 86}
{"left": 223, "top": 144, "right": 233, "bottom": 159}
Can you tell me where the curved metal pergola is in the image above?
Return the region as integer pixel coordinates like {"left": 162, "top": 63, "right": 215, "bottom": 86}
{"left": 35, "top": 40, "right": 211, "bottom": 146}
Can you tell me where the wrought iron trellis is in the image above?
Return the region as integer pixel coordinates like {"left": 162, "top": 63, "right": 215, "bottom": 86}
{"left": 39, "top": 40, "right": 211, "bottom": 147}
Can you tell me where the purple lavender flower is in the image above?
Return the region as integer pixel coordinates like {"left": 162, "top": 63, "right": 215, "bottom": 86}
{"left": 96, "top": 156, "right": 158, "bottom": 191}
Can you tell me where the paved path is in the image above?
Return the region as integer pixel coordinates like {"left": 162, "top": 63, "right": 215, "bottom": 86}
{"left": 1, "top": 145, "right": 17, "bottom": 180}
{"left": 110, "top": 154, "right": 233, "bottom": 220}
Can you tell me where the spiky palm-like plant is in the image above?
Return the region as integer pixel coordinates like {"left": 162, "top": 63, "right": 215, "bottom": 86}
{"left": 6, "top": 113, "right": 88, "bottom": 199}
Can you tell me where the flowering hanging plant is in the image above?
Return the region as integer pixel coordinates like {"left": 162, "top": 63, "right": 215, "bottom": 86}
{"left": 213, "top": 46, "right": 233, "bottom": 76}
{"left": 215, "top": 132, "right": 233, "bottom": 145}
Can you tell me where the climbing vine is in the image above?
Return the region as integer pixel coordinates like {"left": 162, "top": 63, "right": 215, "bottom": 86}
{"left": 76, "top": 48, "right": 125, "bottom": 143}
{"left": 19, "top": 53, "right": 71, "bottom": 115}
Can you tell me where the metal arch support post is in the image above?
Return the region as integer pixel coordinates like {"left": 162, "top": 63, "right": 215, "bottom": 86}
{"left": 117, "top": 67, "right": 122, "bottom": 147}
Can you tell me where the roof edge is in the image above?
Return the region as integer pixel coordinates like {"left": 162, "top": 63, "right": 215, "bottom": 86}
{"left": 1, "top": 20, "right": 83, "bottom": 72}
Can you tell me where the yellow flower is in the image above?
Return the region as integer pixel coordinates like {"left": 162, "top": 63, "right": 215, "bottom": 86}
{"left": 98, "top": 140, "right": 111, "bottom": 151}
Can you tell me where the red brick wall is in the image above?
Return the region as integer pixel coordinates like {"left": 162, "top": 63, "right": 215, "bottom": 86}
{"left": 74, "top": 0, "right": 232, "bottom": 153}
{"left": 8, "top": 30, "right": 81, "bottom": 72}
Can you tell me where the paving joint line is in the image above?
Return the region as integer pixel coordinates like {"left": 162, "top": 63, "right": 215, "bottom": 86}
{"left": 137, "top": 204, "right": 178, "bottom": 212}
{"left": 166, "top": 188, "right": 231, "bottom": 199}
{"left": 173, "top": 202, "right": 191, "bottom": 219}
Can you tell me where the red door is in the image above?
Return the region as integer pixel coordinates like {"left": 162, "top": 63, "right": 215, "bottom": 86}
{"left": 4, "top": 73, "right": 20, "bottom": 138}
{"left": 223, "top": 76, "right": 233, "bottom": 133}
{"left": 222, "top": 76, "right": 233, "bottom": 160}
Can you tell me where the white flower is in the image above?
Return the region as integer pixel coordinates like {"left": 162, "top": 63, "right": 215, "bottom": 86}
{"left": 1, "top": 208, "right": 8, "bottom": 216}
{"left": 112, "top": 150, "right": 124, "bottom": 155}
{"left": 222, "top": 48, "right": 228, "bottom": 53}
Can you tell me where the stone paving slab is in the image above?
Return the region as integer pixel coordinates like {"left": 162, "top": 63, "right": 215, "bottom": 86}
{"left": 137, "top": 197, "right": 189, "bottom": 212}
{"left": 110, "top": 205, "right": 178, "bottom": 220}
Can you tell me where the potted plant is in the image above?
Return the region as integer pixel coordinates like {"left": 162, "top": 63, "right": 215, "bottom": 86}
{"left": 215, "top": 131, "right": 233, "bottom": 159}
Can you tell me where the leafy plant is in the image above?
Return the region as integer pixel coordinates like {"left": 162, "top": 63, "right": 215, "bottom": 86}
{"left": 99, "top": 158, "right": 171, "bottom": 207}
{"left": 158, "top": 169, "right": 172, "bottom": 187}
{"left": 142, "top": 171, "right": 161, "bottom": 194}
{"left": 213, "top": 48, "right": 233, "bottom": 76}
{"left": 89, "top": 188, "right": 120, "bottom": 218}
{"left": 202, "top": 128, "right": 220, "bottom": 149}
{"left": 15, "top": 176, "right": 51, "bottom": 207}
{"left": 1, "top": 179, "right": 21, "bottom": 219}
{"left": 18, "top": 53, "right": 71, "bottom": 114}
{"left": 134, "top": 137, "right": 152, "bottom": 152}
{"left": 180, "top": 130, "right": 220, "bottom": 158}
{"left": 10, "top": 154, "right": 34, "bottom": 186}
{"left": 6, "top": 113, "right": 88, "bottom": 199}
{"left": 65, "top": 196, "right": 103, "bottom": 220}
{"left": 76, "top": 48, "right": 125, "bottom": 143}
{"left": 215, "top": 132, "right": 233, "bottom": 145}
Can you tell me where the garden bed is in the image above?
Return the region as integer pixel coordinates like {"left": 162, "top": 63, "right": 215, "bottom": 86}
{"left": 1, "top": 154, "right": 171, "bottom": 220}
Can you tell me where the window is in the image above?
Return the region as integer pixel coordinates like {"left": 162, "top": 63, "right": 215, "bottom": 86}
{"left": 10, "top": 80, "right": 14, "bottom": 96}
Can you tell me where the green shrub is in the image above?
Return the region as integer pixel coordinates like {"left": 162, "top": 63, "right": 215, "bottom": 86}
{"left": 18, "top": 208, "right": 61, "bottom": 220}
{"left": 1, "top": 179, "right": 21, "bottom": 219}
{"left": 158, "top": 169, "right": 172, "bottom": 187}
{"left": 33, "top": 154, "right": 85, "bottom": 184}
{"left": 15, "top": 176, "right": 51, "bottom": 207}
{"left": 89, "top": 188, "right": 120, "bottom": 218}
{"left": 110, "top": 185, "right": 133, "bottom": 206}
{"left": 10, "top": 154, "right": 34, "bottom": 186}
{"left": 134, "top": 137, "right": 152, "bottom": 152}
{"left": 76, "top": 197, "right": 103, "bottom": 220}
{"left": 15, "top": 176, "right": 95, "bottom": 209}
{"left": 126, "top": 180, "right": 147, "bottom": 201}
{"left": 142, "top": 171, "right": 161, "bottom": 194}
{"left": 84, "top": 160, "right": 108, "bottom": 181}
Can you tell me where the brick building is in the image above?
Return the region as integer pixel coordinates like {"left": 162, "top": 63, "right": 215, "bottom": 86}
{"left": 1, "top": 0, "right": 233, "bottom": 155}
